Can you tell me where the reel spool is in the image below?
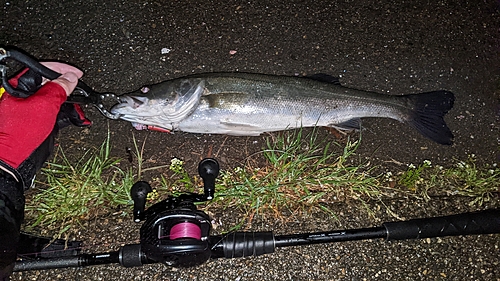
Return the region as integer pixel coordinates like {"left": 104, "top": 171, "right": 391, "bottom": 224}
{"left": 170, "top": 222, "right": 202, "bottom": 240}
{"left": 140, "top": 207, "right": 212, "bottom": 267}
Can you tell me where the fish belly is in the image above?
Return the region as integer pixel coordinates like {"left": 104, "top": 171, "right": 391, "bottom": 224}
{"left": 176, "top": 97, "right": 402, "bottom": 136}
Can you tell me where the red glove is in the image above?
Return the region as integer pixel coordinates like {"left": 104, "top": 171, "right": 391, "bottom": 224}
{"left": 0, "top": 62, "right": 85, "bottom": 187}
{"left": 0, "top": 63, "right": 87, "bottom": 280}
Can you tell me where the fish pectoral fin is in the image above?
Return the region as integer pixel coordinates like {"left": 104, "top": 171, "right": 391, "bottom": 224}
{"left": 329, "top": 118, "right": 362, "bottom": 131}
{"left": 216, "top": 120, "right": 263, "bottom": 136}
{"left": 220, "top": 120, "right": 261, "bottom": 128}
{"left": 219, "top": 120, "right": 263, "bottom": 136}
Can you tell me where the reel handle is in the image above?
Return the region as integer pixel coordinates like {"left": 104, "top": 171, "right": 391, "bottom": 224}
{"left": 198, "top": 158, "right": 219, "bottom": 200}
{"left": 130, "top": 181, "right": 152, "bottom": 222}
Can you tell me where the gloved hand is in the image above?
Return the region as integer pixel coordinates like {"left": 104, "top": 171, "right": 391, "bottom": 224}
{"left": 0, "top": 62, "right": 88, "bottom": 185}
{"left": 0, "top": 62, "right": 88, "bottom": 280}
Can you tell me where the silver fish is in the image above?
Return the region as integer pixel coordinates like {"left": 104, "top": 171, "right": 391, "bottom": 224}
{"left": 111, "top": 72, "right": 455, "bottom": 145}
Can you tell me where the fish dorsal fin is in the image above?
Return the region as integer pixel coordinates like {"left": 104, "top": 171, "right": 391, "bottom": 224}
{"left": 307, "top": 73, "right": 341, "bottom": 85}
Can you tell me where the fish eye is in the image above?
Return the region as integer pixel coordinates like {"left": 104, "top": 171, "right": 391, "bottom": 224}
{"left": 172, "top": 91, "right": 179, "bottom": 97}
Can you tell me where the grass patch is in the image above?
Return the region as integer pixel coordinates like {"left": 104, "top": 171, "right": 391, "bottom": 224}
{"left": 398, "top": 157, "right": 500, "bottom": 205}
{"left": 212, "top": 129, "right": 384, "bottom": 221}
{"left": 148, "top": 158, "right": 202, "bottom": 202}
{"left": 25, "top": 128, "right": 500, "bottom": 235}
{"left": 24, "top": 132, "right": 135, "bottom": 237}
{"left": 23, "top": 132, "right": 192, "bottom": 237}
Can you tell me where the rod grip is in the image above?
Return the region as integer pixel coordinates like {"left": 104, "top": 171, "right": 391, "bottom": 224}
{"left": 383, "top": 209, "right": 500, "bottom": 240}
{"left": 14, "top": 257, "right": 83, "bottom": 271}
{"left": 221, "top": 232, "right": 275, "bottom": 258}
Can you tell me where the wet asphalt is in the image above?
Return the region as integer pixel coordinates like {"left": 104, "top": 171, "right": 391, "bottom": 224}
{"left": 2, "top": 0, "right": 500, "bottom": 280}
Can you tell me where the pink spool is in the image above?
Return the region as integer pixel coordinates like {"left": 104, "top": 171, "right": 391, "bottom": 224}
{"left": 169, "top": 222, "right": 202, "bottom": 240}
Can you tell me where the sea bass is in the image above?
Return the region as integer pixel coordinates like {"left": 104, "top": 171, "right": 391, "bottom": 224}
{"left": 110, "top": 72, "right": 455, "bottom": 145}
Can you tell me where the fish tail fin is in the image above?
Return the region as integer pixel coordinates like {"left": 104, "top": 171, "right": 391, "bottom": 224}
{"left": 406, "top": 90, "right": 455, "bottom": 145}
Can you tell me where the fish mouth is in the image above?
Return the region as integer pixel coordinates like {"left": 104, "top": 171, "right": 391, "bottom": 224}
{"left": 118, "top": 95, "right": 147, "bottom": 109}
{"left": 111, "top": 95, "right": 145, "bottom": 114}
{"left": 110, "top": 80, "right": 205, "bottom": 124}
{"left": 109, "top": 97, "right": 135, "bottom": 119}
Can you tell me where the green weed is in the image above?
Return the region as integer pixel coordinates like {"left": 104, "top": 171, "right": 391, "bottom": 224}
{"left": 439, "top": 157, "right": 499, "bottom": 205}
{"left": 399, "top": 160, "right": 432, "bottom": 189}
{"left": 24, "top": 132, "right": 134, "bottom": 237}
{"left": 150, "top": 158, "right": 201, "bottom": 200}
{"left": 25, "top": 128, "right": 499, "bottom": 235}
{"left": 398, "top": 156, "right": 499, "bottom": 205}
{"left": 214, "top": 129, "right": 383, "bottom": 221}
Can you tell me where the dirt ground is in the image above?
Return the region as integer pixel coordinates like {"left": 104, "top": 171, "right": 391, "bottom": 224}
{"left": 2, "top": 0, "right": 500, "bottom": 280}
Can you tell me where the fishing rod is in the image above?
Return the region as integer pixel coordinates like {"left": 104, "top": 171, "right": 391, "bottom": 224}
{"left": 14, "top": 158, "right": 500, "bottom": 272}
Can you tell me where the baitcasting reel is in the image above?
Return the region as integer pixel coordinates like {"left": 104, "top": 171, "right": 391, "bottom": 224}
{"left": 131, "top": 158, "right": 219, "bottom": 267}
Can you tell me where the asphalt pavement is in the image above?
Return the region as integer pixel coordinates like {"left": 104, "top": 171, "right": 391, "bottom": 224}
{"left": 2, "top": 0, "right": 499, "bottom": 280}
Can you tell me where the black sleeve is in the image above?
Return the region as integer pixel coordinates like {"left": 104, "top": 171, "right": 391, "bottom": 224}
{"left": 0, "top": 171, "right": 25, "bottom": 280}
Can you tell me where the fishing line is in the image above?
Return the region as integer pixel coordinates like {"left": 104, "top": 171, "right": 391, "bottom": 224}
{"left": 169, "top": 222, "right": 202, "bottom": 240}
